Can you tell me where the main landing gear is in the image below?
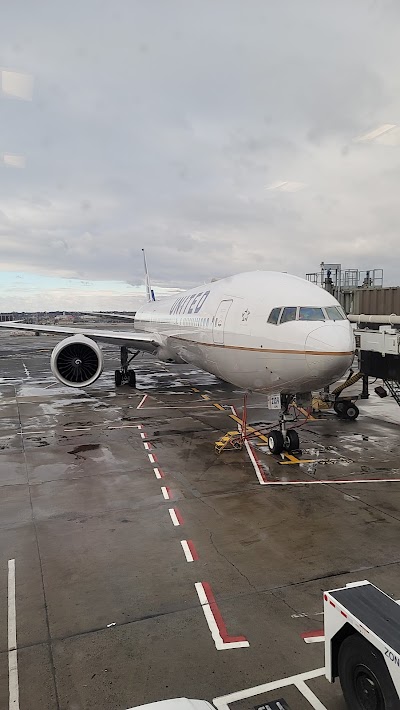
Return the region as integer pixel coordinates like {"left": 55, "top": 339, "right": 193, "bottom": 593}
{"left": 114, "top": 346, "right": 139, "bottom": 388}
{"left": 268, "top": 394, "right": 300, "bottom": 455}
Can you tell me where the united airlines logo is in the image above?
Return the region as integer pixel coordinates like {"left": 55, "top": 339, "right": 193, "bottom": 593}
{"left": 169, "top": 290, "right": 210, "bottom": 315}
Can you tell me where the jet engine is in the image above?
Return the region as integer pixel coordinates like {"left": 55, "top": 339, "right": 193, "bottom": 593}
{"left": 50, "top": 335, "right": 103, "bottom": 387}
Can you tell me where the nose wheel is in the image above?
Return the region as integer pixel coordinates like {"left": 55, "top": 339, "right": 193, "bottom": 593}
{"left": 284, "top": 428, "right": 300, "bottom": 451}
{"left": 267, "top": 394, "right": 301, "bottom": 455}
{"left": 268, "top": 427, "right": 300, "bottom": 454}
{"left": 268, "top": 430, "right": 284, "bottom": 454}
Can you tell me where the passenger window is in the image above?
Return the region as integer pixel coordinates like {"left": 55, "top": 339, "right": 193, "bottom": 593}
{"left": 325, "top": 306, "right": 345, "bottom": 321}
{"left": 268, "top": 307, "right": 281, "bottom": 325}
{"left": 299, "top": 307, "right": 325, "bottom": 321}
{"left": 280, "top": 307, "right": 297, "bottom": 323}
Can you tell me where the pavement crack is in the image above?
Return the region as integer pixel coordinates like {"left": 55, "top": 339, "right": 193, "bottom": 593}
{"left": 209, "top": 531, "right": 258, "bottom": 592}
{"left": 198, "top": 495, "right": 225, "bottom": 517}
{"left": 270, "top": 590, "right": 300, "bottom": 616}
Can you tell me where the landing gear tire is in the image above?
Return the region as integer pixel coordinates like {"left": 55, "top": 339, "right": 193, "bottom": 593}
{"left": 115, "top": 370, "right": 122, "bottom": 387}
{"left": 284, "top": 429, "right": 300, "bottom": 452}
{"left": 268, "top": 430, "right": 284, "bottom": 455}
{"left": 128, "top": 370, "right": 136, "bottom": 388}
{"left": 334, "top": 400, "right": 346, "bottom": 417}
{"left": 338, "top": 634, "right": 398, "bottom": 710}
{"left": 342, "top": 402, "right": 360, "bottom": 421}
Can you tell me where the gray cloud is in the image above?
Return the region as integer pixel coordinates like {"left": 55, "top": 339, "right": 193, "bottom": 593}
{"left": 1, "top": 0, "right": 400, "bottom": 309}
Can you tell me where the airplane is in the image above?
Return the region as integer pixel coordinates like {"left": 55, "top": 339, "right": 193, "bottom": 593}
{"left": 0, "top": 252, "right": 355, "bottom": 454}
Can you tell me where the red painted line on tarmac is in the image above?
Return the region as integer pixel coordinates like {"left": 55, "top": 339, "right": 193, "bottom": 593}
{"left": 301, "top": 629, "right": 324, "bottom": 641}
{"left": 202, "top": 581, "right": 248, "bottom": 644}
{"left": 174, "top": 507, "right": 184, "bottom": 525}
{"left": 187, "top": 540, "right": 199, "bottom": 560}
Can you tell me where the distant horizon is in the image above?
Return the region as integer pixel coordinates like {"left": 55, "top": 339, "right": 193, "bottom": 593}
{"left": 0, "top": 271, "right": 184, "bottom": 312}
{"left": 0, "top": 265, "right": 396, "bottom": 313}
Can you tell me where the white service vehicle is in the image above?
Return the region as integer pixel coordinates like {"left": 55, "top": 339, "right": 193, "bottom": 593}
{"left": 324, "top": 580, "right": 400, "bottom": 709}
{"left": 127, "top": 581, "right": 400, "bottom": 710}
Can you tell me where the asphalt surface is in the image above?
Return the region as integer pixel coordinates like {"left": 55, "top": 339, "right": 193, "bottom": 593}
{"left": 1, "top": 331, "right": 400, "bottom": 710}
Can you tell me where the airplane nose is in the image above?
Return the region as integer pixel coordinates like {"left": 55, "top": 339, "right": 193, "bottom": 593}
{"left": 305, "top": 324, "right": 355, "bottom": 384}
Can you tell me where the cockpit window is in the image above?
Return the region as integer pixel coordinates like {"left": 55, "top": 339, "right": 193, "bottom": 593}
{"left": 325, "top": 305, "right": 345, "bottom": 320}
{"left": 268, "top": 305, "right": 345, "bottom": 324}
{"left": 268, "top": 307, "right": 282, "bottom": 325}
{"left": 299, "top": 307, "right": 325, "bottom": 321}
{"left": 280, "top": 306, "right": 297, "bottom": 323}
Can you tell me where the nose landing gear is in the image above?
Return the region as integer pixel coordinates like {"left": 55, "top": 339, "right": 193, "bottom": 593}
{"left": 267, "top": 395, "right": 300, "bottom": 455}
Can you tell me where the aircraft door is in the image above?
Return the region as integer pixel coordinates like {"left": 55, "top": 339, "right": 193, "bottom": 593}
{"left": 213, "top": 300, "right": 233, "bottom": 345}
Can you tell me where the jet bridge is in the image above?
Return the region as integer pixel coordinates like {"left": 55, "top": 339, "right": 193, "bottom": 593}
{"left": 354, "top": 325, "right": 400, "bottom": 406}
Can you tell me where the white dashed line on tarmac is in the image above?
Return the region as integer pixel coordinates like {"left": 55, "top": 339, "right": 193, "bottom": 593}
{"left": 180, "top": 540, "right": 198, "bottom": 562}
{"left": 168, "top": 508, "right": 182, "bottom": 526}
{"left": 161, "top": 486, "right": 170, "bottom": 500}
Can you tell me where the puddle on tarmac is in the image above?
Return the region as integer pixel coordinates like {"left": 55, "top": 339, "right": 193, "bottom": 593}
{"left": 69, "top": 444, "right": 101, "bottom": 455}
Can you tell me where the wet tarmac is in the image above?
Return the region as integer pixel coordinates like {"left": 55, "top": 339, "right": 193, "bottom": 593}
{"left": 1, "top": 332, "right": 400, "bottom": 709}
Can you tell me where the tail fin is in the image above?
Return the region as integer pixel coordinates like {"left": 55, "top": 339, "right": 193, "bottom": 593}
{"left": 142, "top": 249, "right": 156, "bottom": 302}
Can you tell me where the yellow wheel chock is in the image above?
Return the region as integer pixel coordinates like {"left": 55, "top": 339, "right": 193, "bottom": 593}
{"left": 215, "top": 431, "right": 244, "bottom": 454}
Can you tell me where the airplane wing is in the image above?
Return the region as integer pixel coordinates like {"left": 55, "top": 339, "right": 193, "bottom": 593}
{"left": 0, "top": 321, "right": 160, "bottom": 352}
{"left": 84, "top": 312, "right": 137, "bottom": 320}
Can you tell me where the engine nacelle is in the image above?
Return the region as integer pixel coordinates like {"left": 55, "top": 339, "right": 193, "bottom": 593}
{"left": 50, "top": 335, "right": 103, "bottom": 388}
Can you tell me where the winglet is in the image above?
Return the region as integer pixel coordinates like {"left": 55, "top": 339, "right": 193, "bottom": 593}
{"left": 142, "top": 249, "right": 156, "bottom": 302}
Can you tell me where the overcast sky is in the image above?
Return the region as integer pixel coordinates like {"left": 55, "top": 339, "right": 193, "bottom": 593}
{"left": 1, "top": 0, "right": 400, "bottom": 311}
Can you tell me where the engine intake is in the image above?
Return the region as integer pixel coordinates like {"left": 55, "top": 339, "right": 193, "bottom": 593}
{"left": 51, "top": 335, "right": 103, "bottom": 387}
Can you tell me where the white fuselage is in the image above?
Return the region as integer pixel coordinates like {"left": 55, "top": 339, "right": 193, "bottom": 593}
{"left": 135, "top": 271, "right": 355, "bottom": 394}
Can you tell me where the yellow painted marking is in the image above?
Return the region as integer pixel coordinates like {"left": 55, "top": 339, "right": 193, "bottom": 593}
{"left": 283, "top": 452, "right": 300, "bottom": 463}
{"left": 201, "top": 394, "right": 211, "bottom": 400}
{"left": 213, "top": 403, "right": 225, "bottom": 411}
{"left": 192, "top": 387, "right": 200, "bottom": 392}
